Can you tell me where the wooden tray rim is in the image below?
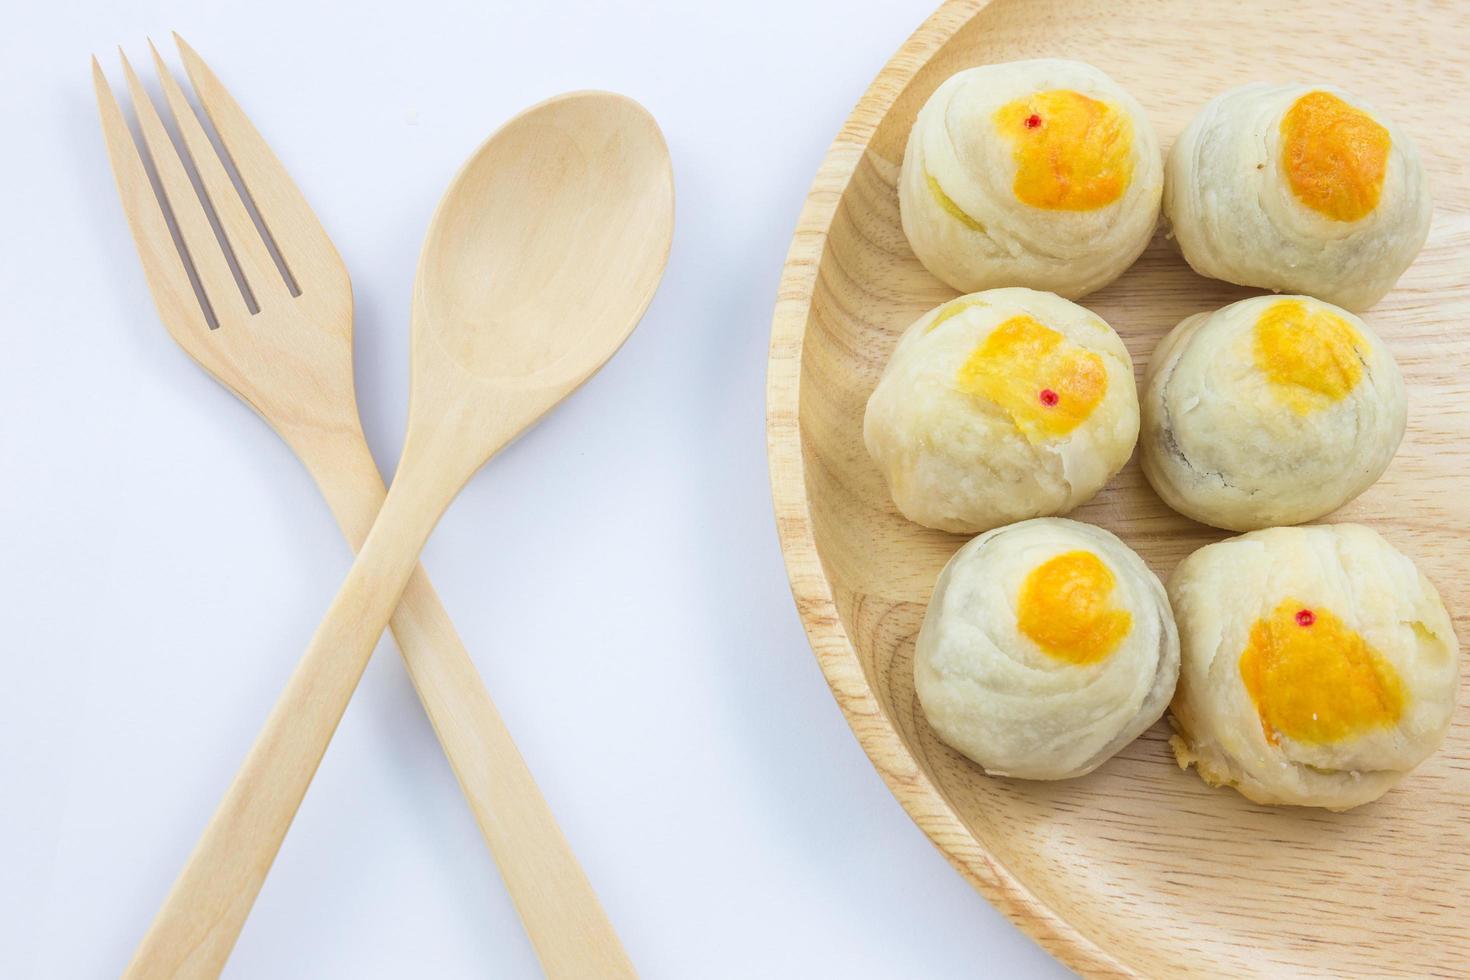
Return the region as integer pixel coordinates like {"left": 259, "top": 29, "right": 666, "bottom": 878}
{"left": 765, "top": 1, "right": 1135, "bottom": 974}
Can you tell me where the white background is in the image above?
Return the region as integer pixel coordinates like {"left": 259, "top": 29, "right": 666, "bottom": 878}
{"left": 1, "top": 1, "right": 1071, "bottom": 976}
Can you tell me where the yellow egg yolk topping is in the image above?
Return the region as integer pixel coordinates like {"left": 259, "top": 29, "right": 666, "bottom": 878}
{"left": 925, "top": 297, "right": 988, "bottom": 333}
{"left": 1280, "top": 91, "right": 1390, "bottom": 222}
{"left": 1017, "top": 550, "right": 1132, "bottom": 665}
{"left": 1239, "top": 600, "right": 1405, "bottom": 746}
{"left": 994, "top": 89, "right": 1134, "bottom": 211}
{"left": 956, "top": 315, "right": 1108, "bottom": 441}
{"left": 1252, "top": 299, "right": 1365, "bottom": 415}
{"left": 926, "top": 172, "right": 986, "bottom": 231}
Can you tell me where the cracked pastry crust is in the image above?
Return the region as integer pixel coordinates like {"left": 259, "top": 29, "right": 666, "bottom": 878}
{"left": 1168, "top": 524, "right": 1459, "bottom": 810}
{"left": 864, "top": 288, "right": 1139, "bottom": 534}
{"left": 1163, "top": 83, "right": 1431, "bottom": 311}
{"left": 898, "top": 59, "right": 1163, "bottom": 299}
{"left": 1140, "top": 295, "right": 1405, "bottom": 532}
{"left": 916, "top": 518, "right": 1180, "bottom": 780}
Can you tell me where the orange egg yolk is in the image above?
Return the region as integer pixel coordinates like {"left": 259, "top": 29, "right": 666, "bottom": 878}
{"left": 956, "top": 315, "right": 1108, "bottom": 441}
{"left": 1017, "top": 550, "right": 1132, "bottom": 665}
{"left": 1239, "top": 600, "right": 1405, "bottom": 746}
{"left": 1252, "top": 299, "right": 1364, "bottom": 414}
{"left": 994, "top": 89, "right": 1134, "bottom": 211}
{"left": 1280, "top": 91, "right": 1390, "bottom": 222}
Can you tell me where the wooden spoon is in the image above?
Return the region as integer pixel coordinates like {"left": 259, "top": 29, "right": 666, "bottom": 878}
{"left": 127, "top": 91, "right": 673, "bottom": 979}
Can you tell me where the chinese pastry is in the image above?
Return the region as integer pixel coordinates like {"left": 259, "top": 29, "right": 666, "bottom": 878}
{"left": 1168, "top": 524, "right": 1459, "bottom": 810}
{"left": 1140, "top": 295, "right": 1405, "bottom": 531}
{"left": 915, "top": 518, "right": 1180, "bottom": 780}
{"left": 1164, "top": 83, "right": 1431, "bottom": 311}
{"left": 865, "top": 288, "right": 1139, "bottom": 534}
{"left": 899, "top": 59, "right": 1163, "bottom": 299}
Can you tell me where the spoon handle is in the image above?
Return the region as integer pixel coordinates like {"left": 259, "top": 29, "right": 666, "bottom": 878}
{"left": 305, "top": 435, "right": 635, "bottom": 979}
{"left": 125, "top": 459, "right": 449, "bottom": 980}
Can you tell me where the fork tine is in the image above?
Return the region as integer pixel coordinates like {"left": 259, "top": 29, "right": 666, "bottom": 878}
{"left": 148, "top": 39, "right": 291, "bottom": 307}
{"left": 93, "top": 56, "right": 211, "bottom": 338}
{"left": 119, "top": 49, "right": 248, "bottom": 323}
{"left": 174, "top": 34, "right": 344, "bottom": 290}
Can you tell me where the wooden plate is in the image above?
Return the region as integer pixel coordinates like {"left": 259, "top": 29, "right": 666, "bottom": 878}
{"left": 766, "top": 1, "right": 1470, "bottom": 975}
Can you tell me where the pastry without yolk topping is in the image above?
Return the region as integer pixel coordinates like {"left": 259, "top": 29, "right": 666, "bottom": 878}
{"left": 1239, "top": 600, "right": 1405, "bottom": 746}
{"left": 1017, "top": 550, "right": 1132, "bottom": 665}
{"left": 1281, "top": 91, "right": 1390, "bottom": 222}
{"left": 955, "top": 315, "right": 1108, "bottom": 441}
{"left": 994, "top": 89, "right": 1134, "bottom": 211}
{"left": 1252, "top": 299, "right": 1365, "bottom": 414}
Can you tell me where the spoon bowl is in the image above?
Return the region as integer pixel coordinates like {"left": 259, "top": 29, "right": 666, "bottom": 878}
{"left": 415, "top": 91, "right": 674, "bottom": 388}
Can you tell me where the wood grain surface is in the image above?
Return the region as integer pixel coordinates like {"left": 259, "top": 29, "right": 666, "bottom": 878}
{"left": 766, "top": 1, "right": 1470, "bottom": 975}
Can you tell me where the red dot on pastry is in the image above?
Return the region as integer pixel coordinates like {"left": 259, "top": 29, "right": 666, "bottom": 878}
{"left": 1296, "top": 608, "right": 1316, "bottom": 627}
{"left": 1039, "top": 388, "right": 1059, "bottom": 407}
{"left": 1025, "top": 113, "right": 1042, "bottom": 129}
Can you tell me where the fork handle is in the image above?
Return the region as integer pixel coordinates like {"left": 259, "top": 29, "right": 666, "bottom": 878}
{"left": 310, "top": 436, "right": 635, "bottom": 979}
{"left": 125, "top": 433, "right": 634, "bottom": 980}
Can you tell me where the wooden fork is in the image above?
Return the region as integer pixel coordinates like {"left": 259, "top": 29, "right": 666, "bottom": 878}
{"left": 94, "top": 36, "right": 633, "bottom": 979}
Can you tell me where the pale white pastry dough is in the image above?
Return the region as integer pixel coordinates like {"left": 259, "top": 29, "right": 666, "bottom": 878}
{"left": 864, "top": 288, "right": 1138, "bottom": 534}
{"left": 1164, "top": 83, "right": 1431, "bottom": 311}
{"left": 1140, "top": 295, "right": 1405, "bottom": 531}
{"left": 1168, "top": 524, "right": 1459, "bottom": 810}
{"left": 916, "top": 518, "right": 1179, "bottom": 780}
{"left": 898, "top": 59, "right": 1163, "bottom": 299}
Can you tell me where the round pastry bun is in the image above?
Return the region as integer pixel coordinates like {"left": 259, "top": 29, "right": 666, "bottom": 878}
{"left": 864, "top": 288, "right": 1139, "bottom": 534}
{"left": 1140, "top": 295, "right": 1406, "bottom": 531}
{"left": 1164, "top": 83, "right": 1431, "bottom": 311}
{"left": 916, "top": 518, "right": 1180, "bottom": 780}
{"left": 898, "top": 59, "right": 1162, "bottom": 299}
{"left": 1168, "top": 524, "right": 1459, "bottom": 810}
